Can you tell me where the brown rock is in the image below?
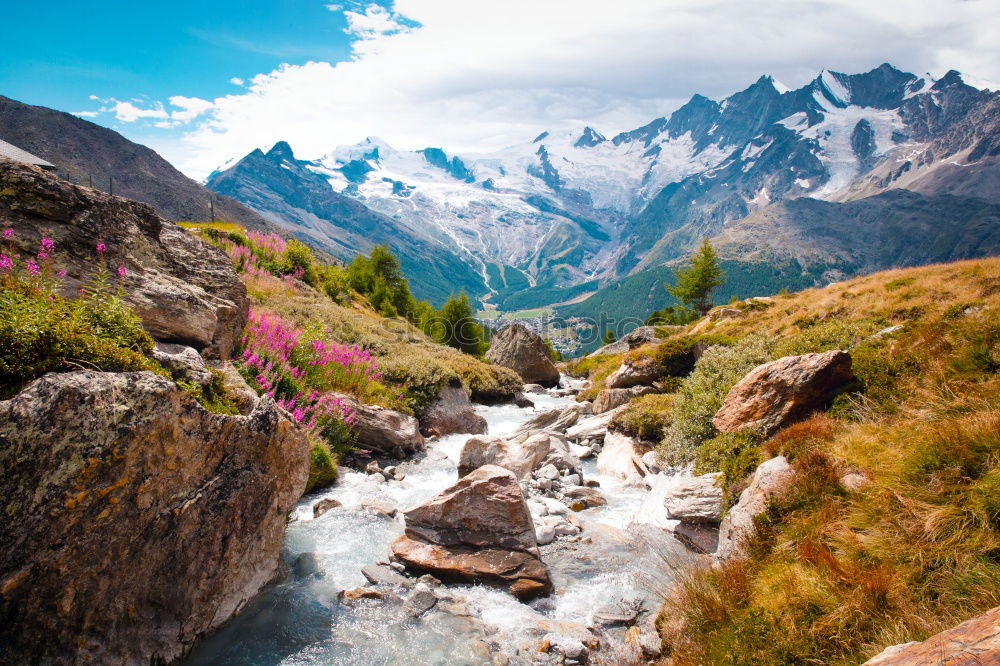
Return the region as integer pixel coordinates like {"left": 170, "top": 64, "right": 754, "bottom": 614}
{"left": 485, "top": 323, "right": 560, "bottom": 387}
{"left": 863, "top": 605, "right": 1000, "bottom": 665}
{"left": 0, "top": 371, "right": 309, "bottom": 665}
{"left": 592, "top": 386, "right": 657, "bottom": 414}
{"left": 337, "top": 393, "right": 424, "bottom": 457}
{"left": 338, "top": 587, "right": 386, "bottom": 603}
{"left": 0, "top": 159, "right": 248, "bottom": 359}
{"left": 313, "top": 498, "right": 342, "bottom": 518}
{"left": 390, "top": 465, "right": 552, "bottom": 600}
{"left": 419, "top": 383, "right": 487, "bottom": 437}
{"left": 458, "top": 435, "right": 549, "bottom": 480}
{"left": 606, "top": 358, "right": 661, "bottom": 389}
{"left": 712, "top": 350, "right": 853, "bottom": 437}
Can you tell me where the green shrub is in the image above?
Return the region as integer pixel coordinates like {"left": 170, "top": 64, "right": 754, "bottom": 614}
{"left": 885, "top": 277, "right": 915, "bottom": 291}
{"left": 610, "top": 393, "right": 675, "bottom": 441}
{"left": 659, "top": 336, "right": 774, "bottom": 466}
{"left": 305, "top": 436, "right": 338, "bottom": 493}
{"left": 694, "top": 430, "right": 764, "bottom": 511}
{"left": 281, "top": 239, "right": 320, "bottom": 287}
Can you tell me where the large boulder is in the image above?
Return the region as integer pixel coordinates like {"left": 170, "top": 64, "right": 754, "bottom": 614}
{"left": 418, "top": 383, "right": 487, "bottom": 438}
{"left": 606, "top": 357, "right": 662, "bottom": 389}
{"left": 0, "top": 159, "right": 248, "bottom": 359}
{"left": 485, "top": 323, "right": 560, "bottom": 387}
{"left": 712, "top": 350, "right": 853, "bottom": 437}
{"left": 390, "top": 465, "right": 553, "bottom": 600}
{"left": 588, "top": 326, "right": 673, "bottom": 357}
{"left": 597, "top": 431, "right": 651, "bottom": 480}
{"left": 593, "top": 386, "right": 656, "bottom": 414}
{"left": 458, "top": 435, "right": 549, "bottom": 480}
{"left": 862, "top": 605, "right": 1000, "bottom": 665}
{"left": 715, "top": 456, "right": 795, "bottom": 562}
{"left": 0, "top": 371, "right": 309, "bottom": 665}
{"left": 510, "top": 406, "right": 581, "bottom": 441}
{"left": 337, "top": 393, "right": 424, "bottom": 457}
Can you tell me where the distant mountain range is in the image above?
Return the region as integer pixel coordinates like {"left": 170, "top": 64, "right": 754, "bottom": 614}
{"left": 207, "top": 63, "right": 1000, "bottom": 316}
{"left": 0, "top": 95, "right": 272, "bottom": 232}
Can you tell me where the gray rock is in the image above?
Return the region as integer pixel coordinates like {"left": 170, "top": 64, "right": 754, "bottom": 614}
{"left": 596, "top": 431, "right": 650, "bottom": 480}
{"left": 663, "top": 473, "right": 724, "bottom": 524}
{"left": 151, "top": 342, "right": 213, "bottom": 387}
{"left": 404, "top": 588, "right": 438, "bottom": 616}
{"left": 485, "top": 323, "right": 560, "bottom": 387}
{"left": 588, "top": 326, "right": 665, "bottom": 357}
{"left": 458, "top": 435, "right": 550, "bottom": 480}
{"left": 715, "top": 456, "right": 795, "bottom": 562}
{"left": 338, "top": 394, "right": 425, "bottom": 457}
{"left": 419, "top": 383, "right": 487, "bottom": 437}
{"left": 592, "top": 385, "right": 657, "bottom": 413}
{"left": 537, "top": 464, "right": 561, "bottom": 481}
{"left": 361, "top": 564, "right": 414, "bottom": 589}
{"left": 313, "top": 497, "right": 342, "bottom": 518}
{"left": 293, "top": 552, "right": 321, "bottom": 578}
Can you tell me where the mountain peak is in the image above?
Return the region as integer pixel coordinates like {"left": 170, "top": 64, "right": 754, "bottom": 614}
{"left": 266, "top": 141, "right": 296, "bottom": 160}
{"left": 574, "top": 126, "right": 606, "bottom": 148}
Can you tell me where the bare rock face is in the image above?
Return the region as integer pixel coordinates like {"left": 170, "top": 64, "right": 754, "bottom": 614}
{"left": 715, "top": 456, "right": 794, "bottom": 562}
{"left": 336, "top": 393, "right": 424, "bottom": 457}
{"left": 0, "top": 159, "right": 249, "bottom": 359}
{"left": 588, "top": 326, "right": 671, "bottom": 357}
{"left": 151, "top": 341, "right": 213, "bottom": 387}
{"left": 0, "top": 371, "right": 310, "bottom": 665}
{"left": 419, "top": 383, "right": 487, "bottom": 438}
{"left": 863, "top": 605, "right": 1000, "bottom": 665}
{"left": 593, "top": 386, "right": 657, "bottom": 414}
{"left": 712, "top": 350, "right": 853, "bottom": 437}
{"left": 390, "top": 465, "right": 553, "bottom": 600}
{"left": 485, "top": 323, "right": 560, "bottom": 387}
{"left": 597, "top": 431, "right": 651, "bottom": 480}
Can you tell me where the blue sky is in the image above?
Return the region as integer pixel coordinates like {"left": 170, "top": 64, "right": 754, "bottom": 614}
{"left": 2, "top": 1, "right": 996, "bottom": 181}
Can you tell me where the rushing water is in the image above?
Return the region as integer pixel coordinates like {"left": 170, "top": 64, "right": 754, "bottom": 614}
{"left": 185, "top": 380, "right": 685, "bottom": 666}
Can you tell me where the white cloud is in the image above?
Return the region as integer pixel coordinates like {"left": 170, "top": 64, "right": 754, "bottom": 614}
{"left": 229, "top": 77, "right": 245, "bottom": 86}
{"left": 112, "top": 100, "right": 169, "bottom": 122}
{"left": 73, "top": 110, "right": 101, "bottom": 118}
{"left": 168, "top": 96, "right": 214, "bottom": 122}
{"left": 145, "top": 0, "right": 997, "bottom": 179}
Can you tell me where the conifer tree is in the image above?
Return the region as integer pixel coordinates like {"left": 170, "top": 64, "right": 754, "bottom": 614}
{"left": 668, "top": 238, "right": 725, "bottom": 315}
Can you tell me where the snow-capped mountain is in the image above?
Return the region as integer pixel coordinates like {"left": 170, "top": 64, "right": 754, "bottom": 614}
{"left": 207, "top": 63, "right": 1000, "bottom": 310}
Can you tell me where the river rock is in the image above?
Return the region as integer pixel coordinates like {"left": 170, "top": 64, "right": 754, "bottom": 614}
{"left": 712, "top": 350, "right": 853, "bottom": 438}
{"left": 361, "top": 564, "right": 413, "bottom": 589}
{"left": 485, "top": 323, "right": 560, "bottom": 387}
{"left": 458, "top": 435, "right": 549, "bottom": 480}
{"left": 565, "top": 406, "right": 626, "bottom": 443}
{"left": 596, "top": 431, "right": 651, "bottom": 480}
{"left": 419, "top": 383, "right": 487, "bottom": 437}
{"left": 523, "top": 384, "right": 546, "bottom": 394}
{"left": 563, "top": 486, "right": 607, "bottom": 508}
{"left": 390, "top": 465, "right": 553, "bottom": 600}
{"left": 525, "top": 432, "right": 582, "bottom": 476}
{"left": 510, "top": 406, "right": 581, "bottom": 441}
{"left": 337, "top": 393, "right": 424, "bottom": 457}
{"left": 715, "top": 456, "right": 795, "bottom": 562}
{"left": 513, "top": 392, "right": 535, "bottom": 409}
{"left": 0, "top": 370, "right": 309, "bottom": 665}
{"left": 313, "top": 497, "right": 342, "bottom": 518}
{"left": 0, "top": 160, "right": 248, "bottom": 359}
{"left": 663, "top": 473, "right": 724, "bottom": 523}
{"left": 862, "top": 605, "right": 1000, "bottom": 665}
{"left": 673, "top": 523, "right": 719, "bottom": 554}
{"left": 592, "top": 385, "right": 657, "bottom": 413}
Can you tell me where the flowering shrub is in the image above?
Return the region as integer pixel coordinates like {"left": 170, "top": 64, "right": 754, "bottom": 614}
{"left": 0, "top": 230, "right": 160, "bottom": 398}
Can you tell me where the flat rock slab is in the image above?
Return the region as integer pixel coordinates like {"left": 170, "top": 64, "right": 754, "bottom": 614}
{"left": 863, "top": 605, "right": 1000, "bottom": 665}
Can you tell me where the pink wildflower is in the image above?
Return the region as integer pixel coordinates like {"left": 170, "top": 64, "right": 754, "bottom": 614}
{"left": 2, "top": 229, "right": 13, "bottom": 240}
{"left": 25, "top": 259, "right": 40, "bottom": 276}
{"left": 96, "top": 242, "right": 106, "bottom": 253}
{"left": 40, "top": 238, "right": 54, "bottom": 252}
{"left": 57, "top": 269, "right": 67, "bottom": 278}
{"left": 0, "top": 255, "right": 12, "bottom": 271}
{"left": 117, "top": 265, "right": 127, "bottom": 278}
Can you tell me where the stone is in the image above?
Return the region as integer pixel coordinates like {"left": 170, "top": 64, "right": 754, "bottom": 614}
{"left": 563, "top": 486, "right": 607, "bottom": 508}
{"left": 365, "top": 461, "right": 383, "bottom": 475}
{"left": 565, "top": 407, "right": 626, "bottom": 442}
{"left": 361, "top": 564, "right": 413, "bottom": 589}
{"left": 641, "top": 450, "right": 661, "bottom": 473}
{"left": 709, "top": 306, "right": 744, "bottom": 321}
{"left": 485, "top": 323, "right": 560, "bottom": 387}
{"left": 390, "top": 465, "right": 552, "bottom": 600}
{"left": 569, "top": 443, "right": 593, "bottom": 459}
{"left": 338, "top": 587, "right": 386, "bottom": 603}
{"left": 361, "top": 500, "right": 398, "bottom": 519}
{"left": 523, "top": 384, "right": 546, "bottom": 394}
{"left": 526, "top": 432, "right": 582, "bottom": 476}
{"left": 403, "top": 588, "right": 438, "bottom": 616}
{"left": 535, "top": 524, "right": 556, "bottom": 546}
{"left": 588, "top": 326, "right": 665, "bottom": 357}
{"left": 513, "top": 392, "right": 535, "bottom": 409}
{"left": 592, "top": 385, "right": 657, "bottom": 414}
{"left": 663, "top": 473, "right": 724, "bottom": 524}
{"left": 537, "top": 464, "right": 561, "bottom": 481}
{"left": 339, "top": 394, "right": 425, "bottom": 457}
{"left": 562, "top": 473, "right": 581, "bottom": 487}
{"left": 862, "top": 605, "right": 1000, "bottom": 665}
{"left": 596, "top": 431, "right": 651, "bottom": 480}
{"left": 593, "top": 599, "right": 643, "bottom": 626}
{"left": 539, "top": 498, "right": 569, "bottom": 515}
{"left": 151, "top": 342, "right": 213, "bottom": 386}
{"left": 715, "top": 456, "right": 795, "bottom": 562}
{"left": 0, "top": 160, "right": 248, "bottom": 358}
{"left": 510, "top": 406, "right": 581, "bottom": 440}
{"left": 209, "top": 361, "right": 260, "bottom": 415}
{"left": 606, "top": 359, "right": 662, "bottom": 390}
{"left": 293, "top": 552, "right": 321, "bottom": 578}
{"left": 313, "top": 497, "right": 342, "bottom": 518}
{"left": 840, "top": 471, "right": 870, "bottom": 492}
{"left": 0, "top": 371, "right": 308, "bottom": 664}
{"left": 673, "top": 523, "right": 719, "bottom": 554}
{"left": 712, "top": 350, "right": 853, "bottom": 438}
{"left": 419, "top": 383, "right": 487, "bottom": 437}
{"left": 458, "top": 435, "right": 549, "bottom": 480}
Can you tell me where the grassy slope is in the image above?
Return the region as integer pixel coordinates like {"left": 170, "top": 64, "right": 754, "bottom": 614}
{"left": 648, "top": 258, "right": 1000, "bottom": 664}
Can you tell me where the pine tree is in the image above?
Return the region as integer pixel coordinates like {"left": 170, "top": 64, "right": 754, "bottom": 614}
{"left": 668, "top": 238, "right": 725, "bottom": 315}
{"left": 435, "top": 290, "right": 488, "bottom": 356}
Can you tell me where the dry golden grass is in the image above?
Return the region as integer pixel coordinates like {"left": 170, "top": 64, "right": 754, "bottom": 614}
{"left": 657, "top": 258, "right": 1000, "bottom": 666}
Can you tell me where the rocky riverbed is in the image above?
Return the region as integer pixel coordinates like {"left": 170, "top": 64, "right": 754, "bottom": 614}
{"left": 183, "top": 379, "right": 704, "bottom": 665}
